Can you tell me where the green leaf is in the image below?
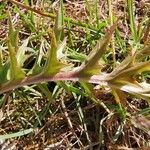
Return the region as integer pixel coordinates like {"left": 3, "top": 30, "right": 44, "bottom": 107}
{"left": 111, "top": 81, "right": 150, "bottom": 102}
{"left": 8, "top": 11, "right": 19, "bottom": 51}
{"left": 30, "top": 63, "right": 43, "bottom": 75}
{"left": 54, "top": 0, "right": 64, "bottom": 42}
{"left": 77, "top": 23, "right": 117, "bottom": 77}
{"left": 127, "top": 0, "right": 138, "bottom": 42}
{"left": 6, "top": 11, "right": 26, "bottom": 81}
{"left": 37, "top": 83, "right": 53, "bottom": 100}
{"left": 7, "top": 40, "right": 26, "bottom": 80}
{"left": 68, "top": 48, "right": 86, "bottom": 62}
{"left": 15, "top": 7, "right": 36, "bottom": 32}
{"left": 41, "top": 31, "right": 66, "bottom": 76}
{"left": 111, "top": 61, "right": 150, "bottom": 81}
{"left": 0, "top": 128, "right": 34, "bottom": 140}
{"left": 106, "top": 55, "right": 133, "bottom": 80}
{"left": 17, "top": 38, "right": 30, "bottom": 66}
{"left": 57, "top": 37, "right": 67, "bottom": 59}
{"left": 107, "top": 44, "right": 150, "bottom": 82}
{"left": 28, "top": 40, "right": 45, "bottom": 75}
{"left": 80, "top": 82, "right": 94, "bottom": 97}
{"left": 107, "top": 59, "right": 150, "bottom": 101}
{"left": 125, "top": 61, "right": 150, "bottom": 75}
{"left": 0, "top": 63, "right": 10, "bottom": 84}
{"left": 107, "top": 50, "right": 150, "bottom": 101}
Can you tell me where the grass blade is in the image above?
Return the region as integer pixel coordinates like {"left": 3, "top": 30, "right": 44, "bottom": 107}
{"left": 127, "top": 0, "right": 138, "bottom": 42}
{"left": 0, "top": 128, "right": 34, "bottom": 141}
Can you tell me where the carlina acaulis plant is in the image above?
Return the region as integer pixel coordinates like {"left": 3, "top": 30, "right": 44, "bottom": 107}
{"left": 0, "top": 0, "right": 150, "bottom": 147}
{"left": 0, "top": 10, "right": 150, "bottom": 105}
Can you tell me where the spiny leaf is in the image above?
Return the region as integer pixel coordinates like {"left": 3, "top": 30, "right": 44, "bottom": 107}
{"left": 106, "top": 55, "right": 133, "bottom": 80}
{"left": 8, "top": 11, "right": 19, "bottom": 51}
{"left": 126, "top": 61, "right": 150, "bottom": 75}
{"left": 121, "top": 82, "right": 150, "bottom": 94}
{"left": 7, "top": 11, "right": 14, "bottom": 33}
{"left": 41, "top": 30, "right": 66, "bottom": 76}
{"left": 112, "top": 88, "right": 121, "bottom": 104}
{"left": 109, "top": 44, "right": 150, "bottom": 80}
{"left": 111, "top": 61, "right": 150, "bottom": 81}
{"left": 111, "top": 81, "right": 150, "bottom": 102}
{"left": 7, "top": 12, "right": 26, "bottom": 80}
{"left": 7, "top": 39, "right": 25, "bottom": 80}
{"left": 107, "top": 45, "right": 150, "bottom": 82}
{"left": 77, "top": 23, "right": 117, "bottom": 77}
{"left": 107, "top": 58, "right": 150, "bottom": 101}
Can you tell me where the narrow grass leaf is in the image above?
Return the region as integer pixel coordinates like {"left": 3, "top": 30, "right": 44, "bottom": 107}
{"left": 37, "top": 83, "right": 53, "bottom": 100}
{"left": 29, "top": 60, "right": 43, "bottom": 75}
{"left": 67, "top": 85, "right": 88, "bottom": 97}
{"left": 115, "top": 29, "right": 126, "bottom": 52}
{"left": 127, "top": 0, "right": 138, "bottom": 42}
{"left": 80, "top": 82, "right": 94, "bottom": 97}
{"left": 111, "top": 89, "right": 127, "bottom": 120}
{"left": 0, "top": 128, "right": 34, "bottom": 140}
{"left": 68, "top": 48, "right": 86, "bottom": 62}
{"left": 15, "top": 7, "right": 36, "bottom": 32}
{"left": 54, "top": 0, "right": 64, "bottom": 41}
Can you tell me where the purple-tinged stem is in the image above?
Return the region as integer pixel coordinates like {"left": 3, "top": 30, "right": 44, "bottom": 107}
{"left": 0, "top": 71, "right": 108, "bottom": 94}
